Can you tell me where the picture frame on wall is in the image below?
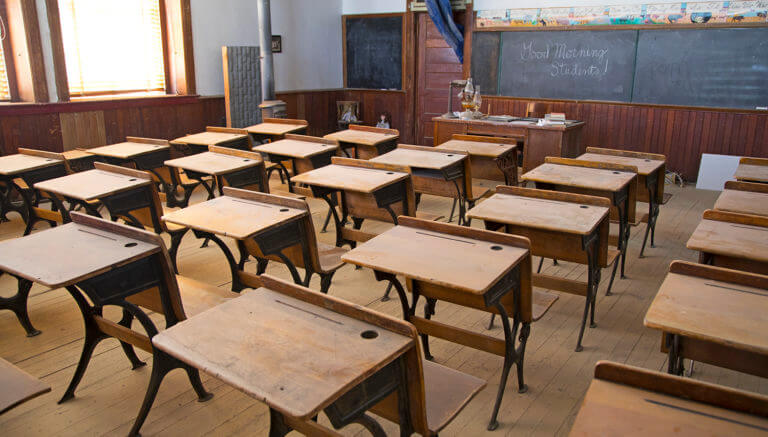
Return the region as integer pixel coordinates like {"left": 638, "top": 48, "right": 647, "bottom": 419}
{"left": 271, "top": 35, "right": 282, "bottom": 53}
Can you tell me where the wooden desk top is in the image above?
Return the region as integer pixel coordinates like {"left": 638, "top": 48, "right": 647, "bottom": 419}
{"left": 0, "top": 222, "right": 158, "bottom": 288}
{"left": 686, "top": 219, "right": 768, "bottom": 263}
{"left": 34, "top": 169, "right": 151, "bottom": 201}
{"left": 436, "top": 139, "right": 516, "bottom": 158}
{"left": 342, "top": 225, "right": 527, "bottom": 294}
{"left": 172, "top": 131, "right": 247, "bottom": 146}
{"left": 152, "top": 288, "right": 412, "bottom": 419}
{"left": 245, "top": 122, "right": 306, "bottom": 135}
{"left": 370, "top": 148, "right": 465, "bottom": 171}
{"left": 0, "top": 154, "right": 61, "bottom": 176}
{"left": 162, "top": 195, "right": 306, "bottom": 240}
{"left": 644, "top": 271, "right": 768, "bottom": 356}
{"left": 735, "top": 163, "right": 768, "bottom": 183}
{"left": 577, "top": 152, "right": 664, "bottom": 176}
{"left": 324, "top": 129, "right": 398, "bottom": 146}
{"left": 522, "top": 163, "right": 635, "bottom": 192}
{"left": 61, "top": 150, "right": 94, "bottom": 160}
{"left": 164, "top": 151, "right": 260, "bottom": 175}
{"left": 0, "top": 357, "right": 51, "bottom": 415}
{"left": 433, "top": 115, "right": 585, "bottom": 131}
{"left": 252, "top": 138, "right": 338, "bottom": 159}
{"left": 86, "top": 142, "right": 169, "bottom": 159}
{"left": 571, "top": 366, "right": 768, "bottom": 436}
{"left": 715, "top": 189, "right": 768, "bottom": 217}
{"left": 467, "top": 193, "right": 608, "bottom": 235}
{"left": 290, "top": 164, "right": 408, "bottom": 194}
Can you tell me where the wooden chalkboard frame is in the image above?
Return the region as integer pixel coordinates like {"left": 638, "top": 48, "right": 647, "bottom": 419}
{"left": 342, "top": 13, "right": 406, "bottom": 91}
{"left": 474, "top": 22, "right": 768, "bottom": 33}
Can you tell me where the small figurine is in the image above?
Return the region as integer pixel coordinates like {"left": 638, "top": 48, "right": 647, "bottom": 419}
{"left": 376, "top": 113, "right": 390, "bottom": 129}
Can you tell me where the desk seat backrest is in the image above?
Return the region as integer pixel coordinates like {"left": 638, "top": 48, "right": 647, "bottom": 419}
{"left": 723, "top": 180, "right": 768, "bottom": 195}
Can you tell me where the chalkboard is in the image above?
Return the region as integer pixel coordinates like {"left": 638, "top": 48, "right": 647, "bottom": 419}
{"left": 472, "top": 27, "right": 768, "bottom": 109}
{"left": 344, "top": 16, "right": 403, "bottom": 90}
{"left": 633, "top": 28, "right": 768, "bottom": 109}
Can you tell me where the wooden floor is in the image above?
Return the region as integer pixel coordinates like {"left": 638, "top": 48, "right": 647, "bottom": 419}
{"left": 1, "top": 180, "right": 765, "bottom": 436}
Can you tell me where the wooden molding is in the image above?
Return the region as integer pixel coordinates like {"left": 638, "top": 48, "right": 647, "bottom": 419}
{"left": 5, "top": 0, "right": 49, "bottom": 102}
{"left": 163, "top": 0, "right": 195, "bottom": 95}
{"left": 44, "top": 0, "right": 69, "bottom": 102}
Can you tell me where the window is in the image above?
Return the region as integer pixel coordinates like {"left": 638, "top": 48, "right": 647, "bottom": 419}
{"left": 0, "top": 15, "right": 10, "bottom": 100}
{"left": 58, "top": 0, "right": 166, "bottom": 97}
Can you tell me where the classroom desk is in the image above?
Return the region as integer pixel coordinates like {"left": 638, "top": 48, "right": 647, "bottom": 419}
{"left": 34, "top": 169, "right": 152, "bottom": 221}
{"left": 162, "top": 194, "right": 308, "bottom": 291}
{"left": 0, "top": 357, "right": 51, "bottom": 414}
{"left": 342, "top": 217, "right": 537, "bottom": 430}
{"left": 164, "top": 151, "right": 263, "bottom": 197}
{"left": 61, "top": 149, "right": 99, "bottom": 172}
{"left": 291, "top": 162, "right": 411, "bottom": 247}
{"left": 686, "top": 214, "right": 768, "bottom": 276}
{"left": 467, "top": 188, "right": 613, "bottom": 351}
{"left": 323, "top": 126, "right": 399, "bottom": 159}
{"left": 171, "top": 131, "right": 251, "bottom": 155}
{"left": 436, "top": 137, "right": 519, "bottom": 185}
{"left": 714, "top": 189, "right": 768, "bottom": 216}
{"left": 644, "top": 261, "right": 768, "bottom": 378}
{"left": 252, "top": 137, "right": 338, "bottom": 192}
{"left": 576, "top": 150, "right": 665, "bottom": 257}
{"left": 0, "top": 154, "right": 67, "bottom": 233}
{"left": 370, "top": 147, "right": 469, "bottom": 224}
{"left": 570, "top": 361, "right": 768, "bottom": 436}
{"left": 87, "top": 141, "right": 169, "bottom": 162}
{"left": 522, "top": 161, "right": 636, "bottom": 287}
{"left": 152, "top": 278, "right": 417, "bottom": 436}
{"left": 245, "top": 119, "right": 307, "bottom": 144}
{"left": 734, "top": 158, "right": 768, "bottom": 184}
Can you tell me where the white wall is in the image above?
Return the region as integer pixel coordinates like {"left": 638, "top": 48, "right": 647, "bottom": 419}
{"left": 272, "top": 0, "right": 344, "bottom": 91}
{"left": 342, "top": 0, "right": 406, "bottom": 14}
{"left": 35, "top": 0, "right": 58, "bottom": 102}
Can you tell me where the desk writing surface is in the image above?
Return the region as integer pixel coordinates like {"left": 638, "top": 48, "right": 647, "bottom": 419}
{"left": 0, "top": 357, "right": 51, "bottom": 414}
{"left": 0, "top": 222, "right": 158, "bottom": 288}
{"left": 61, "top": 150, "right": 94, "bottom": 160}
{"left": 324, "top": 129, "right": 398, "bottom": 146}
{"left": 686, "top": 219, "right": 768, "bottom": 263}
{"left": 576, "top": 152, "right": 664, "bottom": 176}
{"left": 172, "top": 132, "right": 247, "bottom": 145}
{"left": 644, "top": 272, "right": 768, "bottom": 356}
{"left": 290, "top": 164, "right": 408, "bottom": 193}
{"left": 0, "top": 154, "right": 60, "bottom": 176}
{"left": 522, "top": 163, "right": 635, "bottom": 192}
{"left": 86, "top": 142, "right": 169, "bottom": 159}
{"left": 152, "top": 289, "right": 412, "bottom": 419}
{"left": 34, "top": 169, "right": 151, "bottom": 201}
{"left": 734, "top": 163, "right": 768, "bottom": 183}
{"left": 252, "top": 139, "right": 337, "bottom": 159}
{"left": 436, "top": 139, "right": 516, "bottom": 158}
{"left": 370, "top": 148, "right": 465, "bottom": 171}
{"left": 245, "top": 122, "right": 306, "bottom": 135}
{"left": 342, "top": 225, "right": 527, "bottom": 294}
{"left": 714, "top": 189, "right": 768, "bottom": 217}
{"left": 570, "top": 377, "right": 768, "bottom": 436}
{"left": 467, "top": 193, "right": 608, "bottom": 235}
{"left": 162, "top": 195, "right": 306, "bottom": 240}
{"left": 164, "top": 152, "right": 259, "bottom": 175}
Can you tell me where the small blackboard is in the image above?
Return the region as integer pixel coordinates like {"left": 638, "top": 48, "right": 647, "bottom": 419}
{"left": 344, "top": 15, "right": 403, "bottom": 90}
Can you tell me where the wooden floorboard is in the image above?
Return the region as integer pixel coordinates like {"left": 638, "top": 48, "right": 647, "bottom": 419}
{"left": 1, "top": 180, "right": 765, "bottom": 436}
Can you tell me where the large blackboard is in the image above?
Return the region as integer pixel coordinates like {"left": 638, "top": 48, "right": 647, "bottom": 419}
{"left": 472, "top": 27, "right": 768, "bottom": 109}
{"left": 344, "top": 16, "right": 403, "bottom": 90}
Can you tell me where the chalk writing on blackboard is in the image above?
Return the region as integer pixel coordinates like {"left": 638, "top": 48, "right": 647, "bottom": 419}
{"left": 520, "top": 41, "right": 611, "bottom": 78}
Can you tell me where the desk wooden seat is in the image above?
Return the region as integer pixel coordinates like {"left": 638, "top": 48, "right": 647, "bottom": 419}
{"left": 0, "top": 357, "right": 51, "bottom": 415}
{"left": 687, "top": 209, "right": 768, "bottom": 275}
{"left": 734, "top": 157, "right": 768, "bottom": 184}
{"left": 324, "top": 124, "right": 399, "bottom": 159}
{"left": 570, "top": 361, "right": 768, "bottom": 436}
{"left": 644, "top": 261, "right": 768, "bottom": 378}
{"left": 436, "top": 134, "right": 520, "bottom": 185}
{"left": 252, "top": 134, "right": 338, "bottom": 193}
{"left": 714, "top": 181, "right": 768, "bottom": 216}
{"left": 245, "top": 117, "right": 308, "bottom": 144}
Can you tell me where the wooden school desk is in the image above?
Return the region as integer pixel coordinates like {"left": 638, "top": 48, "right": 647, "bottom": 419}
{"left": 323, "top": 125, "right": 399, "bottom": 159}
{"left": 342, "top": 217, "right": 552, "bottom": 430}
{"left": 252, "top": 134, "right": 338, "bottom": 193}
{"left": 644, "top": 261, "right": 768, "bottom": 378}
{"left": 61, "top": 149, "right": 99, "bottom": 172}
{"left": 576, "top": 147, "right": 666, "bottom": 258}
{"left": 714, "top": 181, "right": 768, "bottom": 217}
{"left": 85, "top": 138, "right": 173, "bottom": 195}
{"left": 291, "top": 157, "right": 414, "bottom": 248}
{"left": 734, "top": 157, "right": 768, "bottom": 184}
{"left": 245, "top": 117, "right": 308, "bottom": 144}
{"left": 164, "top": 146, "right": 266, "bottom": 199}
{"left": 0, "top": 357, "right": 50, "bottom": 414}
{"left": 570, "top": 361, "right": 768, "bottom": 436}
{"left": 162, "top": 190, "right": 308, "bottom": 291}
{"left": 522, "top": 158, "right": 637, "bottom": 291}
{"left": 467, "top": 186, "right": 618, "bottom": 351}
{"left": 435, "top": 134, "right": 520, "bottom": 185}
{"left": 152, "top": 274, "right": 485, "bottom": 437}
{"left": 687, "top": 209, "right": 768, "bottom": 275}
{"left": 171, "top": 128, "right": 251, "bottom": 155}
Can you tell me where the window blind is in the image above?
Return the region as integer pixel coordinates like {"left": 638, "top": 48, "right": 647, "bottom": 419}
{"left": 58, "top": 0, "right": 166, "bottom": 96}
